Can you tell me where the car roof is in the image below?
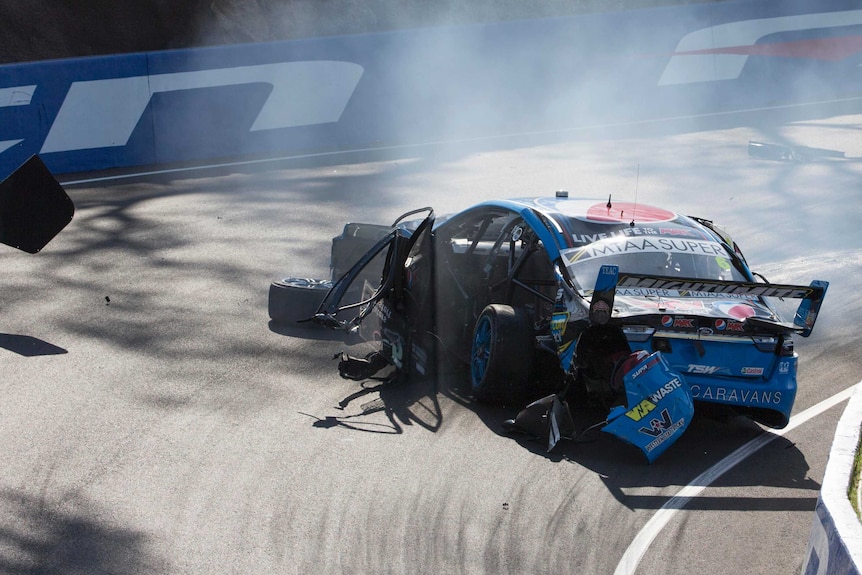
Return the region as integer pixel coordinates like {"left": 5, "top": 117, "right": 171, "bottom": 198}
{"left": 470, "top": 196, "right": 717, "bottom": 251}
{"left": 503, "top": 196, "right": 678, "bottom": 226}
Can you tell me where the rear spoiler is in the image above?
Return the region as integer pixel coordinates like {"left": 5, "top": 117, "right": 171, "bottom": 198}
{"left": 597, "top": 269, "right": 828, "bottom": 337}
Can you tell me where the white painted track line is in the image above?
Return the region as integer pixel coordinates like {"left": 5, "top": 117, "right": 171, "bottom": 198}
{"left": 614, "top": 383, "right": 860, "bottom": 575}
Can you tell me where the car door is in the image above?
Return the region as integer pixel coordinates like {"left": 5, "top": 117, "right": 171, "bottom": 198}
{"left": 314, "top": 208, "right": 436, "bottom": 377}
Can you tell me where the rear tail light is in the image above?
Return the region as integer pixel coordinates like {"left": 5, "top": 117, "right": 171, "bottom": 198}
{"left": 752, "top": 335, "right": 794, "bottom": 356}
{"left": 622, "top": 325, "right": 655, "bottom": 342}
{"left": 752, "top": 335, "right": 778, "bottom": 353}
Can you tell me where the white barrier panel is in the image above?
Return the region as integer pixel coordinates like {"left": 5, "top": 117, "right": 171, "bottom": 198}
{"left": 802, "top": 382, "right": 862, "bottom": 575}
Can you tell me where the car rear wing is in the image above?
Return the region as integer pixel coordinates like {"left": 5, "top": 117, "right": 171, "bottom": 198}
{"left": 595, "top": 268, "right": 828, "bottom": 337}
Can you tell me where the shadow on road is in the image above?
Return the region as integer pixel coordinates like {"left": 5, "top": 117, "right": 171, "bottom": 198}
{"left": 305, "top": 359, "right": 822, "bottom": 515}
{"left": 303, "top": 373, "right": 443, "bottom": 435}
{"left": 0, "top": 334, "right": 68, "bottom": 357}
{"left": 0, "top": 490, "right": 167, "bottom": 574}
{"left": 465, "top": 386, "right": 824, "bottom": 514}
{"left": 298, "top": 335, "right": 445, "bottom": 435}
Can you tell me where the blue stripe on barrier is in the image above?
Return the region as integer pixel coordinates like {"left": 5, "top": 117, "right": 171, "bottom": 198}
{"left": 0, "top": 0, "right": 859, "bottom": 179}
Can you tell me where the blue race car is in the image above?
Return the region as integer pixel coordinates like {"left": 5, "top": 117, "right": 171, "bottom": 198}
{"left": 270, "top": 192, "right": 827, "bottom": 462}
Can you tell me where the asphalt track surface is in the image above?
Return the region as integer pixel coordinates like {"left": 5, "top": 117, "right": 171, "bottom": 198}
{"left": 2, "top": 101, "right": 861, "bottom": 574}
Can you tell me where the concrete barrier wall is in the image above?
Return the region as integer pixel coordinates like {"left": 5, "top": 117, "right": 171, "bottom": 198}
{"left": 0, "top": 0, "right": 860, "bottom": 179}
{"left": 801, "top": 383, "right": 862, "bottom": 575}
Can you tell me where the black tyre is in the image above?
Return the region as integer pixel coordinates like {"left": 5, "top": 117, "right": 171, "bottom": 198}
{"left": 268, "top": 277, "right": 332, "bottom": 324}
{"left": 469, "top": 304, "right": 534, "bottom": 404}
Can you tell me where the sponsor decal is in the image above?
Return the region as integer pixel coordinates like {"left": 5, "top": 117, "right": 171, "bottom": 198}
{"left": 659, "top": 227, "right": 697, "bottom": 237}
{"left": 715, "top": 302, "right": 756, "bottom": 320}
{"left": 661, "top": 315, "right": 695, "bottom": 329}
{"left": 617, "top": 296, "right": 708, "bottom": 314}
{"left": 617, "top": 288, "right": 676, "bottom": 298}
{"left": 626, "top": 399, "right": 657, "bottom": 421}
{"left": 570, "top": 224, "right": 711, "bottom": 245}
{"left": 779, "top": 361, "right": 791, "bottom": 375}
{"left": 687, "top": 364, "right": 721, "bottom": 374}
{"left": 714, "top": 318, "right": 745, "bottom": 332}
{"left": 551, "top": 312, "right": 569, "bottom": 342}
{"left": 618, "top": 275, "right": 815, "bottom": 299}
{"left": 640, "top": 408, "right": 673, "bottom": 436}
{"left": 702, "top": 293, "right": 759, "bottom": 301}
{"left": 616, "top": 288, "right": 758, "bottom": 301}
{"left": 628, "top": 356, "right": 661, "bottom": 380}
{"left": 647, "top": 377, "right": 683, "bottom": 404}
{"left": 566, "top": 237, "right": 726, "bottom": 265}
{"left": 585, "top": 203, "right": 675, "bottom": 224}
{"left": 741, "top": 367, "right": 764, "bottom": 376}
{"left": 639, "top": 408, "right": 687, "bottom": 452}
{"left": 690, "top": 384, "right": 782, "bottom": 405}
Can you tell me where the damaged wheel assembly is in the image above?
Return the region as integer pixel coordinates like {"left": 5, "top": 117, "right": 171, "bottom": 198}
{"left": 470, "top": 304, "right": 534, "bottom": 404}
{"left": 268, "top": 277, "right": 333, "bottom": 324}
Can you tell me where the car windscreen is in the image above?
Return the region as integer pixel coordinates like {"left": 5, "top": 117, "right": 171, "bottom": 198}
{"left": 561, "top": 235, "right": 748, "bottom": 294}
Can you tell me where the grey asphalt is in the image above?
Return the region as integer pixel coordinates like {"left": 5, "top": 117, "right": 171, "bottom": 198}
{"left": 1, "top": 105, "right": 860, "bottom": 574}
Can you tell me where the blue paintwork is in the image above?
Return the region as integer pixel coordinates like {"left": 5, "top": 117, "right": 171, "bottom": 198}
{"left": 443, "top": 195, "right": 826, "bottom": 432}
{"left": 0, "top": 0, "right": 859, "bottom": 178}
{"left": 795, "top": 279, "right": 830, "bottom": 337}
{"left": 604, "top": 352, "right": 694, "bottom": 463}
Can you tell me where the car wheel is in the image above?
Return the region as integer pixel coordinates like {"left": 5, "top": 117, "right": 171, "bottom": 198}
{"left": 470, "top": 304, "right": 534, "bottom": 404}
{"left": 268, "top": 277, "right": 333, "bottom": 324}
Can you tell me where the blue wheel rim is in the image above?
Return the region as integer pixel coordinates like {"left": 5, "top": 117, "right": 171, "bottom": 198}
{"left": 471, "top": 315, "right": 492, "bottom": 389}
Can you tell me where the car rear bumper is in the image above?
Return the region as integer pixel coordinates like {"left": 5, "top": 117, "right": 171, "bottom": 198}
{"left": 685, "top": 355, "right": 797, "bottom": 428}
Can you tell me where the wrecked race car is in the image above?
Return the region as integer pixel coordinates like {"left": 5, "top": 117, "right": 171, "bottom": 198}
{"left": 269, "top": 193, "right": 827, "bottom": 462}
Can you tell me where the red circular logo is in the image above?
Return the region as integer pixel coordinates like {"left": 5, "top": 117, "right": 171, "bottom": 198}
{"left": 586, "top": 202, "right": 675, "bottom": 223}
